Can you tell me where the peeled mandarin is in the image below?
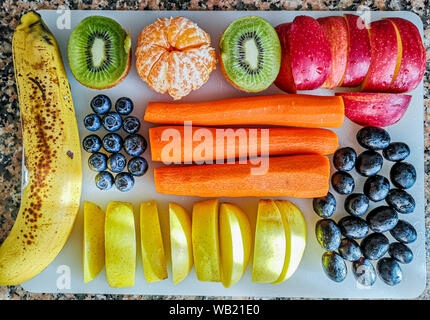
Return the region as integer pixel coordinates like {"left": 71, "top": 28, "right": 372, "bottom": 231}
{"left": 135, "top": 16, "right": 216, "bottom": 100}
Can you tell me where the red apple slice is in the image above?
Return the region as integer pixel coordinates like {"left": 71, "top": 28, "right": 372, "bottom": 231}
{"left": 274, "top": 23, "right": 297, "bottom": 93}
{"left": 386, "top": 18, "right": 427, "bottom": 93}
{"left": 274, "top": 16, "right": 331, "bottom": 93}
{"left": 341, "top": 14, "right": 371, "bottom": 87}
{"left": 317, "top": 16, "right": 348, "bottom": 89}
{"left": 289, "top": 16, "right": 331, "bottom": 90}
{"left": 336, "top": 92, "right": 411, "bottom": 127}
{"left": 361, "top": 20, "right": 401, "bottom": 92}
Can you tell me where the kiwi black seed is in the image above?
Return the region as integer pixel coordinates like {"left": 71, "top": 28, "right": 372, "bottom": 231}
{"left": 219, "top": 16, "right": 281, "bottom": 92}
{"left": 67, "top": 16, "right": 131, "bottom": 89}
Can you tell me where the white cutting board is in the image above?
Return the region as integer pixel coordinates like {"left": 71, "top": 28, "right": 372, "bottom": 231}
{"left": 22, "top": 10, "right": 426, "bottom": 298}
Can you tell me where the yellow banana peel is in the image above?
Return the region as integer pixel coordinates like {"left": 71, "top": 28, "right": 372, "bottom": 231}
{"left": 0, "top": 11, "right": 82, "bottom": 285}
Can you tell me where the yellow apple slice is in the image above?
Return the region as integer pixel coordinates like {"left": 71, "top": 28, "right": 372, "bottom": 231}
{"left": 140, "top": 200, "right": 168, "bottom": 283}
{"left": 272, "top": 200, "right": 307, "bottom": 284}
{"left": 219, "top": 203, "right": 252, "bottom": 288}
{"left": 105, "top": 201, "right": 136, "bottom": 288}
{"left": 192, "top": 199, "right": 221, "bottom": 282}
{"left": 83, "top": 201, "right": 105, "bottom": 283}
{"left": 252, "top": 199, "right": 286, "bottom": 283}
{"left": 169, "top": 202, "right": 193, "bottom": 285}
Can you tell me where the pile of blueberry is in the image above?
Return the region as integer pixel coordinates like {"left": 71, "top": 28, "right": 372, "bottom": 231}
{"left": 313, "top": 126, "right": 417, "bottom": 287}
{"left": 82, "top": 95, "right": 148, "bottom": 192}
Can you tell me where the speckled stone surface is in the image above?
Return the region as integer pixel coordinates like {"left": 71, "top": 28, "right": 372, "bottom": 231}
{"left": 0, "top": 0, "right": 429, "bottom": 300}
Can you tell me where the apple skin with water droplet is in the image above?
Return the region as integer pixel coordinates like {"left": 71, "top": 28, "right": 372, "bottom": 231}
{"left": 317, "top": 16, "right": 348, "bottom": 90}
{"left": 274, "top": 16, "right": 331, "bottom": 93}
{"left": 361, "top": 20, "right": 399, "bottom": 92}
{"left": 386, "top": 17, "right": 427, "bottom": 93}
{"left": 336, "top": 92, "right": 411, "bottom": 127}
{"left": 341, "top": 14, "right": 371, "bottom": 87}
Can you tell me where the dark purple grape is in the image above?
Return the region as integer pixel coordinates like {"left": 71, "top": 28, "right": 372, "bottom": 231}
{"left": 356, "top": 126, "right": 390, "bottom": 150}
{"left": 313, "top": 192, "right": 336, "bottom": 218}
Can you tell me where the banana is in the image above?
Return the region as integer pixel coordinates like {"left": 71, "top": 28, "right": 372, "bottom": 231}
{"left": 0, "top": 11, "right": 82, "bottom": 285}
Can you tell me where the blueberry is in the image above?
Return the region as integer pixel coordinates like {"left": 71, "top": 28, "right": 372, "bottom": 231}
{"left": 389, "top": 220, "right": 417, "bottom": 244}
{"left": 388, "top": 242, "right": 413, "bottom": 264}
{"left": 363, "top": 175, "right": 390, "bottom": 202}
{"left": 83, "top": 114, "right": 101, "bottom": 131}
{"left": 390, "top": 162, "right": 416, "bottom": 189}
{"left": 127, "top": 156, "right": 148, "bottom": 176}
{"left": 331, "top": 171, "right": 355, "bottom": 195}
{"left": 107, "top": 153, "right": 127, "bottom": 173}
{"left": 95, "top": 171, "right": 114, "bottom": 190}
{"left": 356, "top": 126, "right": 390, "bottom": 150}
{"left": 122, "top": 116, "right": 141, "bottom": 134}
{"left": 338, "top": 238, "right": 362, "bottom": 261}
{"left": 360, "top": 233, "right": 389, "bottom": 260}
{"left": 333, "top": 147, "right": 357, "bottom": 172}
{"left": 377, "top": 258, "right": 402, "bottom": 286}
{"left": 366, "top": 206, "right": 398, "bottom": 233}
{"left": 383, "top": 142, "right": 410, "bottom": 162}
{"left": 355, "top": 150, "right": 383, "bottom": 177}
{"left": 344, "top": 193, "right": 369, "bottom": 217}
{"left": 115, "top": 97, "right": 134, "bottom": 115}
{"left": 313, "top": 192, "right": 336, "bottom": 218}
{"left": 82, "top": 134, "right": 102, "bottom": 153}
{"left": 315, "top": 219, "right": 342, "bottom": 251}
{"left": 88, "top": 152, "right": 108, "bottom": 172}
{"left": 385, "top": 189, "right": 415, "bottom": 214}
{"left": 322, "top": 252, "right": 347, "bottom": 283}
{"left": 102, "top": 112, "right": 123, "bottom": 132}
{"left": 124, "top": 134, "right": 147, "bottom": 157}
{"left": 115, "top": 172, "right": 135, "bottom": 192}
{"left": 352, "top": 258, "right": 377, "bottom": 287}
{"left": 90, "top": 94, "right": 111, "bottom": 115}
{"left": 102, "top": 133, "right": 123, "bottom": 153}
{"left": 338, "top": 216, "right": 369, "bottom": 239}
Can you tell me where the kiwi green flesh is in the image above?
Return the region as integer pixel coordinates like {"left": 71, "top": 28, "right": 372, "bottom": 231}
{"left": 68, "top": 16, "right": 129, "bottom": 89}
{"left": 220, "top": 16, "right": 281, "bottom": 92}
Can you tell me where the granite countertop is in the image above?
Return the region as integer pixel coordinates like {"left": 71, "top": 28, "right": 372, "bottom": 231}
{"left": 0, "top": 0, "right": 429, "bottom": 300}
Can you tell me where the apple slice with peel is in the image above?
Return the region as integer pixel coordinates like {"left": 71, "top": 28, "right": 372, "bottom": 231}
{"left": 336, "top": 92, "right": 411, "bottom": 127}
{"left": 272, "top": 200, "right": 307, "bottom": 284}
{"left": 289, "top": 16, "right": 331, "bottom": 90}
{"left": 275, "top": 16, "right": 331, "bottom": 93}
{"left": 105, "top": 201, "right": 136, "bottom": 288}
{"left": 192, "top": 199, "right": 221, "bottom": 282}
{"left": 219, "top": 203, "right": 252, "bottom": 288}
{"left": 361, "top": 20, "right": 401, "bottom": 91}
{"left": 169, "top": 202, "right": 193, "bottom": 285}
{"left": 252, "top": 199, "right": 286, "bottom": 283}
{"left": 341, "top": 14, "right": 371, "bottom": 87}
{"left": 83, "top": 201, "right": 105, "bottom": 283}
{"left": 274, "top": 23, "right": 296, "bottom": 93}
{"left": 387, "top": 18, "right": 427, "bottom": 93}
{"left": 140, "top": 200, "right": 168, "bottom": 283}
{"left": 317, "top": 16, "right": 348, "bottom": 89}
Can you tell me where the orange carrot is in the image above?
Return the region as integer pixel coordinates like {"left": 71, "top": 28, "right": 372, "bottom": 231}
{"left": 149, "top": 126, "right": 338, "bottom": 163}
{"left": 154, "top": 155, "right": 330, "bottom": 198}
{"left": 144, "top": 94, "right": 344, "bottom": 128}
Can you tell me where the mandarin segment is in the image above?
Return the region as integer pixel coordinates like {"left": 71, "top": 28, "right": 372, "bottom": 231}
{"left": 136, "top": 45, "right": 166, "bottom": 82}
{"left": 147, "top": 51, "right": 170, "bottom": 94}
{"left": 167, "top": 46, "right": 216, "bottom": 99}
{"left": 168, "top": 17, "right": 211, "bottom": 50}
{"left": 135, "top": 16, "right": 216, "bottom": 100}
{"left": 137, "top": 17, "right": 171, "bottom": 49}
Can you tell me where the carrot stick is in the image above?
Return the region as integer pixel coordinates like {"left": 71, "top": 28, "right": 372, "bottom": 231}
{"left": 149, "top": 126, "right": 338, "bottom": 163}
{"left": 154, "top": 155, "right": 330, "bottom": 198}
{"left": 144, "top": 94, "right": 344, "bottom": 128}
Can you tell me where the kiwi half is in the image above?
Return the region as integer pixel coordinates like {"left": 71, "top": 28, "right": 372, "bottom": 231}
{"left": 68, "top": 16, "right": 131, "bottom": 89}
{"left": 219, "top": 16, "right": 281, "bottom": 92}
